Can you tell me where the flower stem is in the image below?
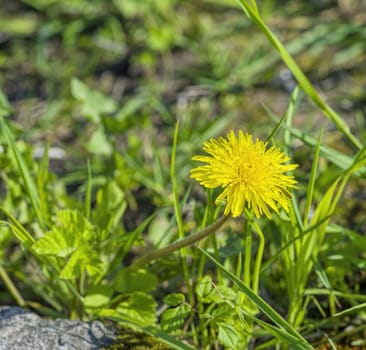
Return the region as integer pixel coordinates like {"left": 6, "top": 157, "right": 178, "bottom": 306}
{"left": 131, "top": 215, "right": 229, "bottom": 270}
{"left": 251, "top": 220, "right": 265, "bottom": 294}
{"left": 243, "top": 219, "right": 252, "bottom": 287}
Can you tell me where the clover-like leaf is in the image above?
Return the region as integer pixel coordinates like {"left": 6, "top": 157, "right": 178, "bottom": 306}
{"left": 117, "top": 292, "right": 156, "bottom": 327}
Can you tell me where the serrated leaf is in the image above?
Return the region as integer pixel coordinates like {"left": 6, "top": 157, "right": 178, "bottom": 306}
{"left": 60, "top": 246, "right": 103, "bottom": 280}
{"left": 33, "top": 209, "right": 99, "bottom": 279}
{"left": 114, "top": 268, "right": 158, "bottom": 294}
{"left": 218, "top": 323, "right": 238, "bottom": 348}
{"left": 32, "top": 229, "right": 76, "bottom": 257}
{"left": 55, "top": 209, "right": 94, "bottom": 242}
{"left": 161, "top": 303, "right": 191, "bottom": 332}
{"left": 117, "top": 292, "right": 156, "bottom": 326}
{"left": 164, "top": 293, "right": 185, "bottom": 307}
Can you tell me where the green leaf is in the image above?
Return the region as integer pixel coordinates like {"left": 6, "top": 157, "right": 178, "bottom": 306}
{"left": 60, "top": 246, "right": 103, "bottom": 280}
{"left": 211, "top": 303, "right": 235, "bottom": 321}
{"left": 117, "top": 292, "right": 156, "bottom": 327}
{"left": 83, "top": 285, "right": 113, "bottom": 309}
{"left": 114, "top": 268, "right": 158, "bottom": 294}
{"left": 32, "top": 229, "right": 75, "bottom": 257}
{"left": 86, "top": 128, "right": 113, "bottom": 155}
{"left": 71, "top": 78, "right": 117, "bottom": 123}
{"left": 33, "top": 209, "right": 95, "bottom": 259}
{"left": 216, "top": 285, "right": 237, "bottom": 301}
{"left": 55, "top": 209, "right": 94, "bottom": 242}
{"left": 161, "top": 303, "right": 191, "bottom": 332}
{"left": 164, "top": 293, "right": 185, "bottom": 307}
{"left": 195, "top": 276, "right": 235, "bottom": 304}
{"left": 195, "top": 275, "right": 214, "bottom": 303}
{"left": 218, "top": 323, "right": 238, "bottom": 349}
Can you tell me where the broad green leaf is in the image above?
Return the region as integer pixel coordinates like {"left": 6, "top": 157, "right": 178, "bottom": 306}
{"left": 218, "top": 323, "right": 238, "bottom": 349}
{"left": 211, "top": 303, "right": 235, "bottom": 321}
{"left": 55, "top": 209, "right": 94, "bottom": 242}
{"left": 161, "top": 303, "right": 191, "bottom": 332}
{"left": 70, "top": 78, "right": 90, "bottom": 100}
{"left": 32, "top": 229, "right": 75, "bottom": 257}
{"left": 216, "top": 285, "right": 237, "bottom": 301}
{"left": 60, "top": 246, "right": 103, "bottom": 280}
{"left": 114, "top": 268, "right": 158, "bottom": 294}
{"left": 71, "top": 78, "right": 117, "bottom": 123}
{"left": 33, "top": 209, "right": 95, "bottom": 260}
{"left": 164, "top": 293, "right": 185, "bottom": 307}
{"left": 86, "top": 128, "right": 113, "bottom": 156}
{"left": 117, "top": 292, "right": 156, "bottom": 327}
{"left": 83, "top": 285, "right": 113, "bottom": 309}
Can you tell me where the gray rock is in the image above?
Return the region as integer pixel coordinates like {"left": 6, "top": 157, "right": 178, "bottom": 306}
{"left": 0, "top": 306, "right": 116, "bottom": 350}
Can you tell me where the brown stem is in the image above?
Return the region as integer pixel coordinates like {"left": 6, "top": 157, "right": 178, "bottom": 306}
{"left": 131, "top": 215, "right": 229, "bottom": 270}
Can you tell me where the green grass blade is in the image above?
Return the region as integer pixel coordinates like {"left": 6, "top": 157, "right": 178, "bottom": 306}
{"left": 0, "top": 207, "right": 35, "bottom": 248}
{"left": 84, "top": 159, "right": 92, "bottom": 220}
{"left": 333, "top": 302, "right": 366, "bottom": 318}
{"left": 0, "top": 117, "right": 44, "bottom": 229}
{"left": 261, "top": 214, "right": 332, "bottom": 273}
{"left": 36, "top": 143, "right": 52, "bottom": 225}
{"left": 304, "top": 129, "right": 323, "bottom": 227}
{"left": 171, "top": 120, "right": 193, "bottom": 303}
{"left": 279, "top": 123, "right": 365, "bottom": 175}
{"left": 235, "top": 0, "right": 361, "bottom": 149}
{"left": 255, "top": 318, "right": 313, "bottom": 350}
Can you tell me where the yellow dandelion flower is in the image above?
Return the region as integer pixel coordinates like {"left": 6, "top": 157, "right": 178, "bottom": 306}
{"left": 190, "top": 130, "right": 298, "bottom": 218}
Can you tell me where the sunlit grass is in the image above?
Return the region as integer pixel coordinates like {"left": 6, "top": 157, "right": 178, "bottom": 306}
{"left": 0, "top": 0, "right": 366, "bottom": 349}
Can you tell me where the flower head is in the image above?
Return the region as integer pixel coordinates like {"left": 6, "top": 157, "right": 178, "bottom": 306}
{"left": 190, "top": 130, "right": 298, "bottom": 218}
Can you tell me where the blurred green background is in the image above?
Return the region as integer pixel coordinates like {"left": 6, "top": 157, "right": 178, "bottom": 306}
{"left": 1, "top": 2, "right": 366, "bottom": 347}
{"left": 1, "top": 0, "right": 366, "bottom": 225}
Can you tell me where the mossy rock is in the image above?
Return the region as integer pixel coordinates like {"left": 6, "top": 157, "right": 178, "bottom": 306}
{"left": 103, "top": 328, "right": 173, "bottom": 350}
